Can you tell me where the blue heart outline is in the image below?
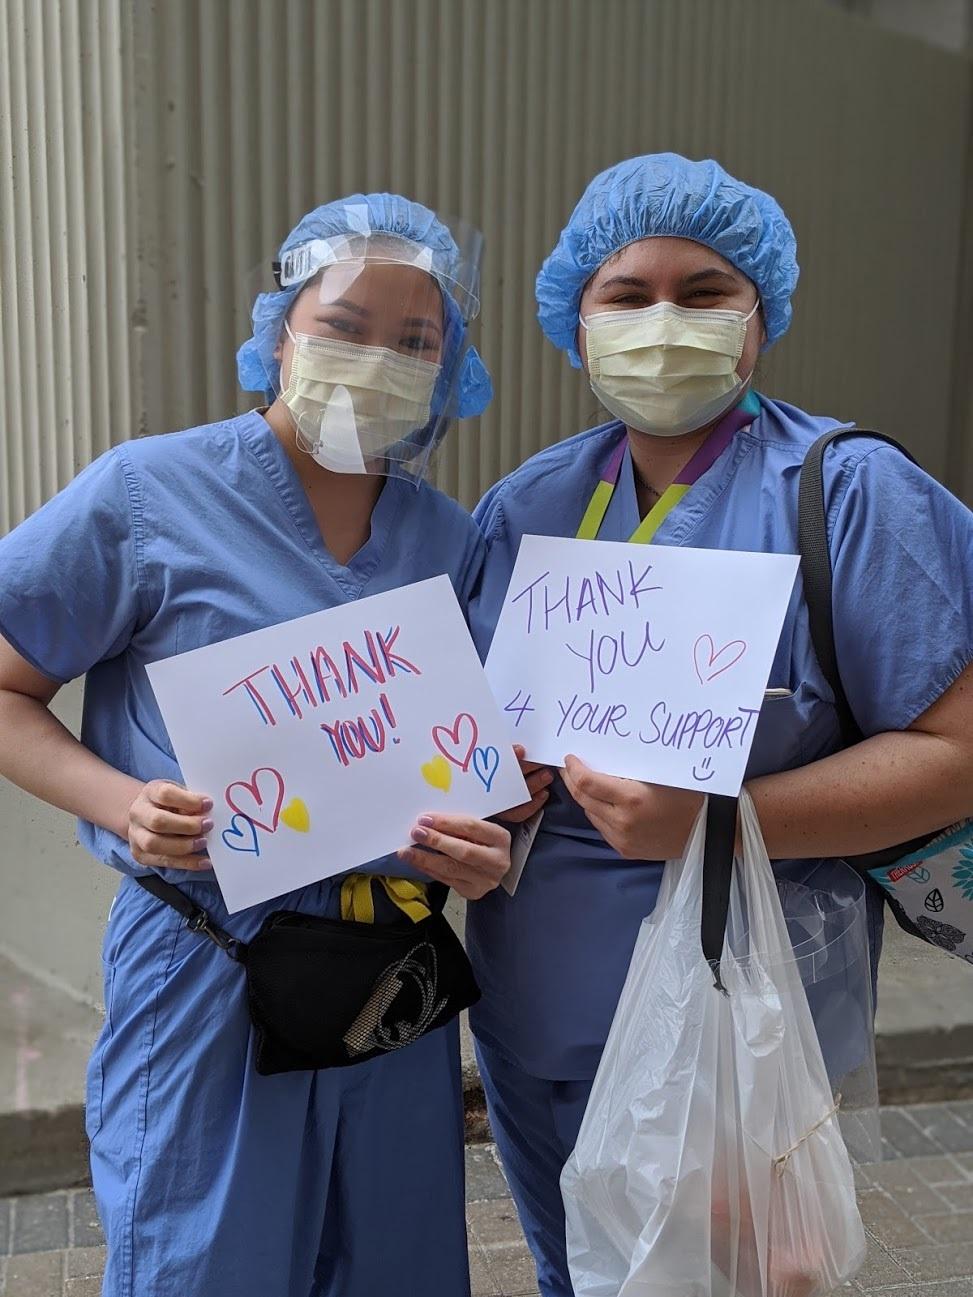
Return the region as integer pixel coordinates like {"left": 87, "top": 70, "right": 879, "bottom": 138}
{"left": 222, "top": 814, "right": 260, "bottom": 856}
{"left": 472, "top": 745, "right": 501, "bottom": 793}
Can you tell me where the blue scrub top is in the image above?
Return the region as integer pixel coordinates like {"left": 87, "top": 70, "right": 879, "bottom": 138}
{"left": 0, "top": 410, "right": 485, "bottom": 890}
{"left": 468, "top": 395, "right": 973, "bottom": 1080}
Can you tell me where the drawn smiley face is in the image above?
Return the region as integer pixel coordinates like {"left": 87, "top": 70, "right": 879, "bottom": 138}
{"left": 692, "top": 757, "right": 716, "bottom": 782}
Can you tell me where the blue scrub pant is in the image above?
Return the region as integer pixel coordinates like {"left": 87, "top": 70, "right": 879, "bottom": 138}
{"left": 87, "top": 875, "right": 470, "bottom": 1297}
{"left": 475, "top": 1040, "right": 592, "bottom": 1297}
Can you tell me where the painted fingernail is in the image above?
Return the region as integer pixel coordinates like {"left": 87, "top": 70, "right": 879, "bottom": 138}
{"left": 411, "top": 826, "right": 429, "bottom": 842}
{"left": 192, "top": 837, "right": 208, "bottom": 853}
{"left": 418, "top": 815, "right": 435, "bottom": 827}
{"left": 201, "top": 818, "right": 214, "bottom": 834}
{"left": 201, "top": 797, "right": 214, "bottom": 812}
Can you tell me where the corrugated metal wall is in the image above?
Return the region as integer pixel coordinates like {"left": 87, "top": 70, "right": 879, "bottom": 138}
{"left": 0, "top": 0, "right": 135, "bottom": 534}
{"left": 2, "top": 0, "right": 971, "bottom": 531}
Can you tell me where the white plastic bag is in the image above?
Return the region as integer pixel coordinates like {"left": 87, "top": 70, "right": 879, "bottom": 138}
{"left": 562, "top": 793, "right": 867, "bottom": 1297}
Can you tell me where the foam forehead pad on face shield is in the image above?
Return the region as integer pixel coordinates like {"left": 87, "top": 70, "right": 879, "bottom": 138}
{"left": 236, "top": 192, "right": 492, "bottom": 416}
{"left": 535, "top": 153, "right": 799, "bottom": 368}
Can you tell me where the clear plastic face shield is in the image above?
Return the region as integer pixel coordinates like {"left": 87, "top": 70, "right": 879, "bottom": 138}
{"left": 256, "top": 214, "right": 483, "bottom": 483}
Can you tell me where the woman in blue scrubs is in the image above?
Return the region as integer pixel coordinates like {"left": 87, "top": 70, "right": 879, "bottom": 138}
{"left": 469, "top": 153, "right": 973, "bottom": 1297}
{"left": 0, "top": 194, "right": 526, "bottom": 1297}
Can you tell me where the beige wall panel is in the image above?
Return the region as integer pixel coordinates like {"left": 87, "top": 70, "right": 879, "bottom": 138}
{"left": 0, "top": 0, "right": 135, "bottom": 533}
{"left": 123, "top": 0, "right": 971, "bottom": 507}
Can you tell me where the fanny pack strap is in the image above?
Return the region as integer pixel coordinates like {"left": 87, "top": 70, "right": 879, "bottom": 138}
{"left": 339, "top": 874, "right": 432, "bottom": 924}
{"left": 135, "top": 873, "right": 246, "bottom": 960}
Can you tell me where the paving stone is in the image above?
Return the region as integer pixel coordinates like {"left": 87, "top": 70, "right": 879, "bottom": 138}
{"left": 68, "top": 1192, "right": 102, "bottom": 1250}
{"left": 910, "top": 1104, "right": 973, "bottom": 1153}
{"left": 483, "top": 1243, "right": 538, "bottom": 1297}
{"left": 468, "top": 1198, "right": 526, "bottom": 1249}
{"left": 865, "top": 1212, "right": 933, "bottom": 1249}
{"left": 0, "top": 1196, "right": 9, "bottom": 1255}
{"left": 868, "top": 1285, "right": 973, "bottom": 1297}
{"left": 890, "top": 1241, "right": 973, "bottom": 1282}
{"left": 934, "top": 1181, "right": 973, "bottom": 1212}
{"left": 64, "top": 1279, "right": 104, "bottom": 1297}
{"left": 905, "top": 1155, "right": 972, "bottom": 1187}
{"left": 957, "top": 1153, "right": 973, "bottom": 1179}
{"left": 865, "top": 1161, "right": 951, "bottom": 1215}
{"left": 949, "top": 1101, "right": 973, "bottom": 1127}
{"left": 914, "top": 1211, "right": 973, "bottom": 1243}
{"left": 65, "top": 1246, "right": 105, "bottom": 1279}
{"left": 10, "top": 1195, "right": 68, "bottom": 1255}
{"left": 3, "top": 1250, "right": 63, "bottom": 1297}
{"left": 853, "top": 1163, "right": 875, "bottom": 1190}
{"left": 466, "top": 1145, "right": 511, "bottom": 1203}
{"left": 849, "top": 1242, "right": 915, "bottom": 1289}
{"left": 881, "top": 1108, "right": 943, "bottom": 1158}
{"left": 469, "top": 1241, "right": 499, "bottom": 1297}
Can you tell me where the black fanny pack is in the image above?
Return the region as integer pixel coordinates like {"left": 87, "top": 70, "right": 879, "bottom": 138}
{"left": 136, "top": 874, "right": 480, "bottom": 1076}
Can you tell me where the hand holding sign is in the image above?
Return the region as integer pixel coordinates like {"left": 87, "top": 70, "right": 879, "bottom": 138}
{"left": 560, "top": 755, "right": 705, "bottom": 861}
{"left": 147, "top": 576, "right": 528, "bottom": 912}
{"left": 485, "top": 536, "right": 799, "bottom": 797}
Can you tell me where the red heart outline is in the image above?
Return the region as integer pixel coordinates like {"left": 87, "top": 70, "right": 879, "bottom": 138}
{"left": 226, "top": 766, "right": 285, "bottom": 833}
{"left": 432, "top": 713, "right": 479, "bottom": 772}
{"left": 693, "top": 634, "right": 747, "bottom": 685}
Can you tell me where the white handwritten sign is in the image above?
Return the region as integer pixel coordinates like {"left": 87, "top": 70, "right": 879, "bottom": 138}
{"left": 485, "top": 537, "right": 799, "bottom": 796}
{"left": 147, "top": 576, "right": 529, "bottom": 913}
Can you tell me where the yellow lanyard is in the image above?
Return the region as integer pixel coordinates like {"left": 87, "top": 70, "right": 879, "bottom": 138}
{"left": 576, "top": 391, "right": 761, "bottom": 544}
{"left": 340, "top": 874, "right": 431, "bottom": 924}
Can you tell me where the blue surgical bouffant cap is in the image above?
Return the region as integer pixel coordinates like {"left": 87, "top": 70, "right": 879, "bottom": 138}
{"left": 536, "top": 153, "right": 799, "bottom": 367}
{"left": 237, "top": 192, "right": 493, "bottom": 417}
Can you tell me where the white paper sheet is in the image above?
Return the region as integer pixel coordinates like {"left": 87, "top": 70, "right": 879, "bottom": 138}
{"left": 485, "top": 537, "right": 799, "bottom": 797}
{"left": 147, "top": 575, "right": 529, "bottom": 912}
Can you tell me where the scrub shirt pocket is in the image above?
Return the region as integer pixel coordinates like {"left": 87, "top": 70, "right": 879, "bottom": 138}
{"left": 85, "top": 958, "right": 116, "bottom": 1143}
{"left": 748, "top": 681, "right": 835, "bottom": 778}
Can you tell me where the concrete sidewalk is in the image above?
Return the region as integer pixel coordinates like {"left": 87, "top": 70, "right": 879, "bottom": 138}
{"left": 2, "top": 918, "right": 972, "bottom": 1195}
{"left": 2, "top": 1105, "right": 973, "bottom": 1296}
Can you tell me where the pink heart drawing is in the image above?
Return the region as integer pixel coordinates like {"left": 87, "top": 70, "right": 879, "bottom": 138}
{"left": 432, "top": 713, "right": 479, "bottom": 772}
{"left": 225, "top": 766, "right": 285, "bottom": 834}
{"left": 693, "top": 634, "right": 747, "bottom": 685}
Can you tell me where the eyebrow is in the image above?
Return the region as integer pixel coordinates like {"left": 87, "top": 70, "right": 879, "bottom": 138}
{"left": 596, "top": 267, "right": 741, "bottom": 292}
{"left": 320, "top": 297, "right": 369, "bottom": 317}
{"left": 317, "top": 301, "right": 441, "bottom": 332}
{"left": 681, "top": 268, "right": 741, "bottom": 287}
{"left": 401, "top": 316, "right": 442, "bottom": 333}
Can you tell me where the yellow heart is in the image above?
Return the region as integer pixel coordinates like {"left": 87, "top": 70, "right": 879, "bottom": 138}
{"left": 280, "top": 797, "right": 310, "bottom": 833}
{"left": 420, "top": 755, "right": 452, "bottom": 793}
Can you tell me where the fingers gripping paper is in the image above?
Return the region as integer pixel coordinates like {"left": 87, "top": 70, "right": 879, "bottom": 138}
{"left": 485, "top": 536, "right": 799, "bottom": 795}
{"left": 147, "top": 576, "right": 528, "bottom": 912}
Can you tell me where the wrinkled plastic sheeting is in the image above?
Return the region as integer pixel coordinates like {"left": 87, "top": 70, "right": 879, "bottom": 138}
{"left": 562, "top": 793, "right": 869, "bottom": 1297}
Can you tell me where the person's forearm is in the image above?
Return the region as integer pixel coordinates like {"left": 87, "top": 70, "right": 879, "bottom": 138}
{"left": 746, "top": 729, "right": 973, "bottom": 859}
{"left": 0, "top": 689, "right": 142, "bottom": 839}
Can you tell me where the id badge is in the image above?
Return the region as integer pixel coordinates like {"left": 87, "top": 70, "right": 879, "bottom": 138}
{"left": 502, "top": 810, "right": 544, "bottom": 897}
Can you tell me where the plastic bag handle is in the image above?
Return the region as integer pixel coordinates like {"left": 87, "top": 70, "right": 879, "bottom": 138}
{"left": 701, "top": 794, "right": 738, "bottom": 993}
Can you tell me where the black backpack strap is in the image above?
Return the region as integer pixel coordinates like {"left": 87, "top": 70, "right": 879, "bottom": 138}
{"left": 136, "top": 874, "right": 246, "bottom": 960}
{"left": 700, "top": 794, "right": 738, "bottom": 993}
{"left": 798, "top": 428, "right": 916, "bottom": 745}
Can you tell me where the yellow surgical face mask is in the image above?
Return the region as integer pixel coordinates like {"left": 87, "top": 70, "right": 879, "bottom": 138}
{"left": 580, "top": 297, "right": 760, "bottom": 437}
{"left": 281, "top": 324, "right": 441, "bottom": 473}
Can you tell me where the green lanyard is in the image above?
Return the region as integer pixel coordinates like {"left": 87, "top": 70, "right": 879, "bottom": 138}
{"left": 576, "top": 390, "right": 761, "bottom": 544}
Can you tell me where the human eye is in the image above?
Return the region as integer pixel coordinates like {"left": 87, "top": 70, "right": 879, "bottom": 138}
{"left": 316, "top": 313, "right": 363, "bottom": 338}
{"left": 399, "top": 333, "right": 439, "bottom": 354}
